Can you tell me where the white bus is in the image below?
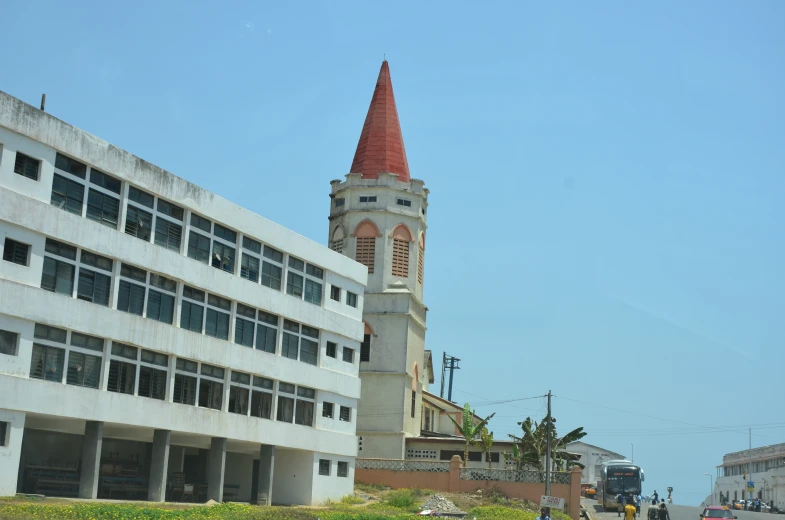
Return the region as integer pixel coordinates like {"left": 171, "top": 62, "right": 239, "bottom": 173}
{"left": 598, "top": 460, "right": 645, "bottom": 512}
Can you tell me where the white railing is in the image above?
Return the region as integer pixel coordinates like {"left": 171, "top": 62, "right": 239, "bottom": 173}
{"left": 356, "top": 458, "right": 450, "bottom": 473}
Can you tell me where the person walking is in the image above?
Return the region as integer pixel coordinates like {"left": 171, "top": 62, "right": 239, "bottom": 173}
{"left": 647, "top": 504, "right": 659, "bottom": 520}
{"left": 652, "top": 490, "right": 659, "bottom": 505}
{"left": 617, "top": 493, "right": 625, "bottom": 517}
{"left": 658, "top": 501, "right": 671, "bottom": 520}
{"left": 636, "top": 494, "right": 642, "bottom": 513}
{"left": 625, "top": 497, "right": 638, "bottom": 520}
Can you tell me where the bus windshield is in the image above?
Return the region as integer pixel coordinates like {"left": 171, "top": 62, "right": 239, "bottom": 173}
{"left": 606, "top": 467, "right": 641, "bottom": 495}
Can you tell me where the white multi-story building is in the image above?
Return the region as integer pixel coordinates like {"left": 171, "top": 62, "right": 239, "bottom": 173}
{"left": 713, "top": 442, "right": 785, "bottom": 509}
{"left": 0, "top": 89, "right": 367, "bottom": 505}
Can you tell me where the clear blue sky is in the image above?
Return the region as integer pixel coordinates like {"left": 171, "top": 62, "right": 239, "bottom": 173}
{"left": 3, "top": 0, "right": 784, "bottom": 505}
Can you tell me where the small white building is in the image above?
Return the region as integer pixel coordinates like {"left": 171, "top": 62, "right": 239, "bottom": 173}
{"left": 714, "top": 442, "right": 785, "bottom": 509}
{"left": 565, "top": 441, "right": 626, "bottom": 487}
{"left": 0, "top": 89, "right": 367, "bottom": 505}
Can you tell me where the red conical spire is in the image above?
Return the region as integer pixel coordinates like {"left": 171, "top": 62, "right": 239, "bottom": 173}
{"left": 350, "top": 61, "right": 411, "bottom": 182}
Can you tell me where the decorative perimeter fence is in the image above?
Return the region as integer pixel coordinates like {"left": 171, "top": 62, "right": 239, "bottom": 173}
{"left": 355, "top": 456, "right": 581, "bottom": 520}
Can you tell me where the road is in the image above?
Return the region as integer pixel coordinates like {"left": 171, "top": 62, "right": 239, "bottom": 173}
{"left": 582, "top": 498, "right": 780, "bottom": 520}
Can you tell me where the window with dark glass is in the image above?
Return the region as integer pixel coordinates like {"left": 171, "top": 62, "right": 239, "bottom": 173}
{"left": 181, "top": 287, "right": 205, "bottom": 333}
{"left": 138, "top": 365, "right": 167, "bottom": 400}
{"left": 0, "top": 330, "right": 19, "bottom": 356}
{"left": 295, "top": 387, "right": 315, "bottom": 426}
{"left": 125, "top": 205, "right": 152, "bottom": 241}
{"left": 276, "top": 383, "right": 295, "bottom": 423}
{"left": 45, "top": 239, "right": 77, "bottom": 260}
{"left": 89, "top": 169, "right": 121, "bottom": 194}
{"left": 234, "top": 304, "right": 255, "bottom": 347}
{"left": 211, "top": 241, "right": 235, "bottom": 273}
{"left": 241, "top": 253, "right": 259, "bottom": 282}
{"left": 251, "top": 376, "right": 274, "bottom": 419}
{"left": 41, "top": 257, "right": 74, "bottom": 295}
{"left": 242, "top": 236, "right": 261, "bottom": 254}
{"left": 343, "top": 347, "right": 354, "bottom": 364}
{"left": 86, "top": 189, "right": 119, "bottom": 229}
{"left": 326, "top": 341, "right": 337, "bottom": 358}
{"left": 337, "top": 461, "right": 349, "bottom": 477}
{"left": 190, "top": 213, "right": 211, "bottom": 233}
{"left": 198, "top": 370, "right": 223, "bottom": 410}
{"left": 147, "top": 289, "right": 175, "bottom": 324}
{"left": 213, "top": 224, "right": 236, "bottom": 243}
{"left": 14, "top": 152, "right": 40, "bottom": 180}
{"left": 66, "top": 351, "right": 101, "bottom": 388}
{"left": 173, "top": 359, "right": 198, "bottom": 405}
{"left": 330, "top": 285, "right": 341, "bottom": 302}
{"left": 3, "top": 238, "right": 29, "bottom": 266}
{"left": 229, "top": 372, "right": 251, "bottom": 415}
{"left": 255, "top": 311, "right": 278, "bottom": 354}
{"left": 187, "top": 231, "right": 211, "bottom": 264}
{"left": 107, "top": 360, "right": 136, "bottom": 394}
{"left": 339, "top": 406, "right": 351, "bottom": 422}
{"left": 360, "top": 334, "right": 371, "bottom": 362}
{"left": 127, "top": 186, "right": 154, "bottom": 208}
{"left": 70, "top": 332, "right": 103, "bottom": 352}
{"left": 319, "top": 459, "right": 331, "bottom": 476}
{"left": 29, "top": 344, "right": 65, "bottom": 382}
{"left": 323, "top": 402, "right": 334, "bottom": 418}
{"left": 77, "top": 268, "right": 111, "bottom": 306}
{"left": 50, "top": 174, "right": 84, "bottom": 215}
{"left": 55, "top": 153, "right": 86, "bottom": 178}
{"left": 154, "top": 218, "right": 182, "bottom": 252}
{"left": 157, "top": 199, "right": 184, "bottom": 220}
{"left": 261, "top": 260, "right": 282, "bottom": 291}
{"left": 117, "top": 280, "right": 145, "bottom": 316}
{"left": 347, "top": 291, "right": 358, "bottom": 308}
{"left": 34, "top": 324, "right": 67, "bottom": 343}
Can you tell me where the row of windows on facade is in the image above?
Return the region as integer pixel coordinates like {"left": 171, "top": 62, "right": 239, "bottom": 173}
{"left": 319, "top": 459, "right": 349, "bottom": 478}
{"left": 0, "top": 324, "right": 353, "bottom": 426}
{"left": 1, "top": 236, "right": 363, "bottom": 367}
{"left": 7, "top": 149, "right": 358, "bottom": 309}
{"left": 722, "top": 458, "right": 785, "bottom": 476}
{"left": 404, "top": 448, "right": 500, "bottom": 463}
{"left": 333, "top": 196, "right": 411, "bottom": 207}
{"left": 330, "top": 220, "right": 425, "bottom": 285}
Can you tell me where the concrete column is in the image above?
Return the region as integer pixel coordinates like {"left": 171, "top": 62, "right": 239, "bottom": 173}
{"left": 256, "top": 445, "right": 275, "bottom": 505}
{"left": 147, "top": 430, "right": 171, "bottom": 502}
{"left": 79, "top": 421, "right": 103, "bottom": 499}
{"left": 207, "top": 437, "right": 227, "bottom": 503}
{"left": 448, "top": 455, "right": 461, "bottom": 493}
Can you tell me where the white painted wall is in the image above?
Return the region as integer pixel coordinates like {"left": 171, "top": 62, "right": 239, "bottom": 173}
{"left": 405, "top": 439, "right": 513, "bottom": 469}
{"left": 0, "top": 222, "right": 45, "bottom": 288}
{"left": 0, "top": 127, "right": 57, "bottom": 205}
{"left": 272, "top": 448, "right": 314, "bottom": 506}
{"left": 0, "top": 314, "right": 34, "bottom": 377}
{"left": 224, "top": 452, "right": 254, "bottom": 502}
{"left": 311, "top": 451, "right": 355, "bottom": 505}
{"left": 316, "top": 390, "right": 358, "bottom": 436}
{"left": 0, "top": 409, "right": 26, "bottom": 495}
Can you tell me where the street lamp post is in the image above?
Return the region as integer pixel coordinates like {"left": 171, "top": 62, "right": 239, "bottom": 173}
{"left": 705, "top": 473, "right": 714, "bottom": 505}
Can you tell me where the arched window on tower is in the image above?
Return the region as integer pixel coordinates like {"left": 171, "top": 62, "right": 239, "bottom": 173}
{"left": 417, "top": 232, "right": 425, "bottom": 285}
{"left": 331, "top": 226, "right": 345, "bottom": 254}
{"left": 360, "top": 323, "right": 372, "bottom": 362}
{"left": 354, "top": 220, "right": 378, "bottom": 274}
{"left": 391, "top": 225, "right": 412, "bottom": 278}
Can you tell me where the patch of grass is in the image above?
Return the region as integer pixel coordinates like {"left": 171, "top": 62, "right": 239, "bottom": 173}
{"left": 354, "top": 482, "right": 387, "bottom": 493}
{"left": 341, "top": 495, "right": 365, "bottom": 505}
{"left": 381, "top": 489, "right": 417, "bottom": 509}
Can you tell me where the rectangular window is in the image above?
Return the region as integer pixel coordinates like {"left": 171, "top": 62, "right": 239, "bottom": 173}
{"left": 359, "top": 196, "right": 377, "bottom": 203}
{"left": 322, "top": 402, "right": 334, "bottom": 418}
{"left": 86, "top": 189, "right": 120, "bottom": 229}
{"left": 486, "top": 452, "right": 500, "bottom": 463}
{"left": 154, "top": 219, "right": 182, "bottom": 252}
{"left": 213, "top": 224, "right": 236, "bottom": 243}
{"left": 80, "top": 251, "right": 113, "bottom": 272}
{"left": 0, "top": 422, "right": 7, "bottom": 447}
{"left": 41, "top": 257, "right": 75, "bottom": 295}
{"left": 326, "top": 341, "right": 337, "bottom": 358}
{"left": 173, "top": 373, "right": 197, "bottom": 405}
{"left": 295, "top": 399, "right": 314, "bottom": 426}
{"left": 276, "top": 384, "right": 295, "bottom": 423}
{"left": 3, "top": 238, "right": 29, "bottom": 266}
{"left": 0, "top": 330, "right": 19, "bottom": 356}
{"left": 286, "top": 271, "right": 303, "bottom": 298}
{"left": 263, "top": 245, "right": 283, "bottom": 263}
{"left": 187, "top": 231, "right": 211, "bottom": 264}
{"left": 198, "top": 380, "right": 224, "bottom": 410}
{"left": 190, "top": 213, "right": 211, "bottom": 233}
{"left": 229, "top": 386, "right": 249, "bottom": 415}
{"left": 304, "top": 279, "right": 322, "bottom": 305}
{"left": 125, "top": 205, "right": 153, "bottom": 241}
{"left": 337, "top": 461, "right": 349, "bottom": 477}
{"left": 300, "top": 338, "right": 318, "bottom": 366}
{"left": 112, "top": 342, "right": 138, "bottom": 360}
{"left": 34, "top": 324, "right": 67, "bottom": 343}
{"left": 107, "top": 360, "right": 136, "bottom": 394}
{"left": 211, "top": 241, "right": 236, "bottom": 273}
{"left": 255, "top": 322, "right": 277, "bottom": 354}
{"left": 360, "top": 334, "right": 371, "bottom": 362}
{"left": 89, "top": 169, "right": 121, "bottom": 194}
{"left": 51, "top": 174, "right": 84, "bottom": 215}
{"left": 334, "top": 197, "right": 345, "bottom": 207}
{"left": 55, "top": 153, "right": 86, "bottom": 178}
{"left": 205, "top": 308, "right": 230, "bottom": 340}
{"left": 65, "top": 351, "right": 101, "bottom": 388}
{"left": 180, "top": 300, "right": 204, "bottom": 333}
{"left": 396, "top": 198, "right": 412, "bottom": 207}
{"left": 120, "top": 263, "right": 147, "bottom": 282}
{"left": 234, "top": 316, "right": 255, "bottom": 347}
{"left": 141, "top": 349, "right": 168, "bottom": 366}
{"left": 242, "top": 236, "right": 261, "bottom": 254}
{"left": 14, "top": 152, "right": 40, "bottom": 180}
{"left": 240, "top": 253, "right": 259, "bottom": 282}
{"left": 117, "top": 280, "right": 145, "bottom": 316}
{"left": 150, "top": 273, "right": 177, "bottom": 293}
{"left": 30, "top": 344, "right": 65, "bottom": 381}
{"left": 77, "top": 269, "right": 111, "bottom": 306}
{"left": 339, "top": 406, "right": 351, "bottom": 422}
{"left": 157, "top": 199, "right": 184, "bottom": 221}
{"left": 70, "top": 332, "right": 104, "bottom": 352}
{"left": 127, "top": 186, "right": 154, "bottom": 208}
{"left": 146, "top": 290, "right": 175, "bottom": 324}
{"left": 251, "top": 389, "right": 273, "bottom": 419}
{"left": 346, "top": 291, "right": 358, "bottom": 308}
{"left": 330, "top": 285, "right": 341, "bottom": 302}
{"left": 138, "top": 366, "right": 167, "bottom": 400}
{"left": 342, "top": 347, "right": 354, "bottom": 364}
{"left": 261, "top": 261, "right": 282, "bottom": 291}
{"left": 411, "top": 390, "right": 416, "bottom": 418}
{"left": 281, "top": 330, "right": 299, "bottom": 360}
{"left": 319, "top": 459, "right": 331, "bottom": 476}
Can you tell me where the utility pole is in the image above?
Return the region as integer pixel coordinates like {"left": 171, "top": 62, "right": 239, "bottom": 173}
{"left": 440, "top": 353, "right": 461, "bottom": 402}
{"left": 545, "top": 389, "right": 552, "bottom": 496}
{"left": 748, "top": 428, "right": 752, "bottom": 500}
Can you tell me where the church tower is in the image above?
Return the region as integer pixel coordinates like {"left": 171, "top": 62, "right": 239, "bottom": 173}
{"left": 328, "top": 61, "right": 429, "bottom": 459}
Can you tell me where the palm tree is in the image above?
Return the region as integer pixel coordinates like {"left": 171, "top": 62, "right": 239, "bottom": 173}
{"left": 448, "top": 403, "right": 495, "bottom": 468}
{"left": 478, "top": 427, "right": 495, "bottom": 469}
{"left": 508, "top": 415, "right": 587, "bottom": 474}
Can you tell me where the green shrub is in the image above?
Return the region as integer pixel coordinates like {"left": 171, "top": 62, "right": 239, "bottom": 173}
{"left": 341, "top": 495, "right": 365, "bottom": 505}
{"left": 382, "top": 489, "right": 417, "bottom": 509}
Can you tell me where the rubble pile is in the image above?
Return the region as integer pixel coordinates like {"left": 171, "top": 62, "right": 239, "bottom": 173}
{"left": 420, "top": 494, "right": 467, "bottom": 515}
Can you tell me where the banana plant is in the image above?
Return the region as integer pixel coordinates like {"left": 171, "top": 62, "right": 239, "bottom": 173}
{"left": 478, "top": 427, "right": 495, "bottom": 469}
{"left": 448, "top": 403, "right": 496, "bottom": 468}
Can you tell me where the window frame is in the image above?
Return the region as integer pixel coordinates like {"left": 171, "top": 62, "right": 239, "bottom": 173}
{"left": 339, "top": 405, "right": 352, "bottom": 422}
{"left": 85, "top": 187, "right": 120, "bottom": 230}
{"left": 180, "top": 286, "right": 206, "bottom": 334}
{"left": 346, "top": 291, "right": 358, "bottom": 308}
{"left": 326, "top": 341, "right": 337, "bottom": 359}
{"left": 107, "top": 342, "right": 139, "bottom": 395}
{"left": 41, "top": 239, "right": 77, "bottom": 296}
{"left": 251, "top": 375, "right": 274, "bottom": 420}
{"left": 322, "top": 401, "right": 334, "bottom": 419}
{"left": 360, "top": 334, "right": 371, "bottom": 362}
{"left": 50, "top": 173, "right": 86, "bottom": 216}
{"left": 286, "top": 256, "right": 324, "bottom": 305}
{"left": 137, "top": 348, "right": 169, "bottom": 400}
{"left": 14, "top": 151, "right": 41, "bottom": 180}
{"left": 204, "top": 293, "right": 231, "bottom": 341}
{"left": 255, "top": 311, "right": 279, "bottom": 354}
{"left": 173, "top": 358, "right": 198, "bottom": 406}
{"left": 116, "top": 263, "right": 148, "bottom": 317}
{"left": 319, "top": 459, "right": 331, "bottom": 476}
{"left": 330, "top": 285, "right": 341, "bottom": 302}
{"left": 0, "top": 329, "right": 19, "bottom": 356}
{"left": 261, "top": 246, "right": 284, "bottom": 291}
{"left": 342, "top": 346, "right": 355, "bottom": 364}
{"left": 294, "top": 386, "right": 316, "bottom": 427}
{"left": 3, "top": 238, "right": 30, "bottom": 266}
{"left": 337, "top": 461, "right": 349, "bottom": 478}
{"left": 281, "top": 319, "right": 319, "bottom": 365}
{"left": 198, "top": 363, "right": 225, "bottom": 411}
{"left": 228, "top": 371, "right": 252, "bottom": 416}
